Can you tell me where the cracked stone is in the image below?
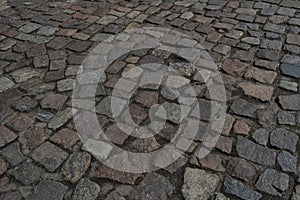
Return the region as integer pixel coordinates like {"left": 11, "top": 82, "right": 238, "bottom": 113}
{"left": 236, "top": 136, "right": 276, "bottom": 166}
{"left": 62, "top": 152, "right": 91, "bottom": 183}
{"left": 270, "top": 128, "right": 298, "bottom": 152}
{"left": 31, "top": 142, "right": 68, "bottom": 172}
{"left": 182, "top": 168, "right": 219, "bottom": 200}
{"left": 255, "top": 168, "right": 289, "bottom": 196}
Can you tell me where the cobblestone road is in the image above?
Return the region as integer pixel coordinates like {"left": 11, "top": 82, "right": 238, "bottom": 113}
{"left": 0, "top": 0, "right": 300, "bottom": 199}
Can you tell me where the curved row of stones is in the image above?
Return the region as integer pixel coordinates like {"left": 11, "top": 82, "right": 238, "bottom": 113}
{"left": 0, "top": 0, "right": 299, "bottom": 199}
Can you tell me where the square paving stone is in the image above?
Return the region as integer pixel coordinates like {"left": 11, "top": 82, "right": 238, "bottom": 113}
{"left": 28, "top": 180, "right": 68, "bottom": 200}
{"left": 31, "top": 142, "right": 68, "bottom": 172}
{"left": 1, "top": 142, "right": 26, "bottom": 166}
{"left": 12, "top": 160, "right": 43, "bottom": 185}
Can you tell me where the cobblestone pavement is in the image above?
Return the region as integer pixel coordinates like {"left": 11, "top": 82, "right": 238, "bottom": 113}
{"left": 0, "top": 0, "right": 300, "bottom": 199}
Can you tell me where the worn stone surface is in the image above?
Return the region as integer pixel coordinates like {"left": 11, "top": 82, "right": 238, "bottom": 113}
{"left": 13, "top": 160, "right": 43, "bottom": 185}
{"left": 230, "top": 98, "right": 259, "bottom": 118}
{"left": 50, "top": 128, "right": 79, "bottom": 149}
{"left": 31, "top": 142, "right": 68, "bottom": 172}
{"left": 227, "top": 157, "right": 256, "bottom": 181}
{"left": 270, "top": 128, "right": 298, "bottom": 152}
{"left": 236, "top": 136, "right": 276, "bottom": 166}
{"left": 182, "top": 168, "right": 219, "bottom": 200}
{"left": 0, "top": 0, "right": 299, "bottom": 198}
{"left": 239, "top": 82, "right": 274, "bottom": 101}
{"left": 279, "top": 95, "right": 300, "bottom": 111}
{"left": 224, "top": 176, "right": 262, "bottom": 200}
{"left": 62, "top": 152, "right": 91, "bottom": 183}
{"left": 129, "top": 173, "right": 174, "bottom": 200}
{"left": 28, "top": 181, "right": 68, "bottom": 200}
{"left": 73, "top": 178, "right": 100, "bottom": 200}
{"left": 256, "top": 169, "right": 289, "bottom": 196}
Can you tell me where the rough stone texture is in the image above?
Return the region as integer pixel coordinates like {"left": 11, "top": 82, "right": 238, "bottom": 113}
{"left": 255, "top": 169, "right": 289, "bottom": 196}
{"left": 224, "top": 176, "right": 262, "bottom": 200}
{"left": 239, "top": 82, "right": 274, "bottom": 101}
{"left": 31, "top": 142, "right": 68, "bottom": 172}
{"left": 50, "top": 128, "right": 79, "bottom": 149}
{"left": 236, "top": 136, "right": 276, "bottom": 166}
{"left": 12, "top": 160, "right": 43, "bottom": 185}
{"left": 62, "top": 152, "right": 91, "bottom": 183}
{"left": 270, "top": 128, "right": 298, "bottom": 152}
{"left": 1, "top": 142, "right": 26, "bottom": 166}
{"left": 227, "top": 158, "right": 256, "bottom": 181}
{"left": 277, "top": 150, "right": 297, "bottom": 173}
{"left": 0, "top": 76, "right": 15, "bottom": 92}
{"left": 0, "top": 1, "right": 299, "bottom": 199}
{"left": 182, "top": 168, "right": 219, "bottom": 200}
{"left": 12, "top": 96, "right": 38, "bottom": 112}
{"left": 233, "top": 120, "right": 250, "bottom": 135}
{"left": 40, "top": 93, "right": 68, "bottom": 110}
{"left": 197, "top": 152, "right": 225, "bottom": 172}
{"left": 129, "top": 173, "right": 174, "bottom": 200}
{"left": 230, "top": 99, "right": 259, "bottom": 118}
{"left": 73, "top": 178, "right": 100, "bottom": 200}
{"left": 28, "top": 181, "right": 68, "bottom": 200}
{"left": 6, "top": 114, "right": 34, "bottom": 132}
{"left": 279, "top": 95, "right": 300, "bottom": 111}
{"left": 251, "top": 129, "right": 269, "bottom": 146}
{"left": 0, "top": 125, "right": 17, "bottom": 147}
{"left": 48, "top": 107, "right": 73, "bottom": 130}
